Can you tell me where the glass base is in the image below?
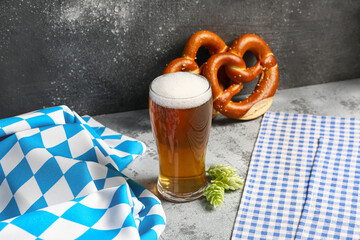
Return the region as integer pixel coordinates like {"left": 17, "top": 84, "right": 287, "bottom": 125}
{"left": 157, "top": 180, "right": 206, "bottom": 203}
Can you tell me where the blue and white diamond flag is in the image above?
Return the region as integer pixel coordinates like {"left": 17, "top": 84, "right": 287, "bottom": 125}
{"left": 0, "top": 105, "right": 166, "bottom": 239}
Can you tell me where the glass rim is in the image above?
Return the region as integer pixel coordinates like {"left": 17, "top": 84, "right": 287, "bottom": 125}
{"left": 149, "top": 73, "right": 212, "bottom": 101}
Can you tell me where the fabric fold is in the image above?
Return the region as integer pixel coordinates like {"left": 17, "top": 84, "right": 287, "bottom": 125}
{"left": 0, "top": 106, "right": 166, "bottom": 239}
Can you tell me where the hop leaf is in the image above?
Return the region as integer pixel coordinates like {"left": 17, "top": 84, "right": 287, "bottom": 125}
{"left": 211, "top": 175, "right": 244, "bottom": 191}
{"left": 207, "top": 164, "right": 237, "bottom": 179}
{"left": 203, "top": 184, "right": 224, "bottom": 208}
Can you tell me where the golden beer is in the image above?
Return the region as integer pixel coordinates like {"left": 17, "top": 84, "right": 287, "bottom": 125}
{"left": 149, "top": 72, "right": 212, "bottom": 202}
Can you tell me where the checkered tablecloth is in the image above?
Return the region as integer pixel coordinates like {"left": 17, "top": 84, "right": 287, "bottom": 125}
{"left": 0, "top": 106, "right": 166, "bottom": 239}
{"left": 295, "top": 138, "right": 360, "bottom": 239}
{"left": 232, "top": 112, "right": 360, "bottom": 240}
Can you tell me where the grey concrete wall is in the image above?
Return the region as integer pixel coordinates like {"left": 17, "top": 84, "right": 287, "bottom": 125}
{"left": 0, "top": 0, "right": 359, "bottom": 118}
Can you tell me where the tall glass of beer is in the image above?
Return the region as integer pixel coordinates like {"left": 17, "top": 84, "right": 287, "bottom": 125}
{"left": 149, "top": 72, "right": 212, "bottom": 202}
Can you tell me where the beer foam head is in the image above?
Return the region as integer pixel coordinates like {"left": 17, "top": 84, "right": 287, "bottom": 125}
{"left": 150, "top": 72, "right": 212, "bottom": 109}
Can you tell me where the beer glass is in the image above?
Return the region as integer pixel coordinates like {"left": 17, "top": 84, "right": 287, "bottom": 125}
{"left": 149, "top": 72, "right": 212, "bottom": 202}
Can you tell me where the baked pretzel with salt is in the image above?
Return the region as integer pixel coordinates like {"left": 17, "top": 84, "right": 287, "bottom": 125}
{"left": 164, "top": 31, "right": 279, "bottom": 120}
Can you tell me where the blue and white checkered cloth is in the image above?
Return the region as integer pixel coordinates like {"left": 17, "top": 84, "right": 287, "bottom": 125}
{"left": 0, "top": 106, "right": 166, "bottom": 239}
{"left": 295, "top": 138, "right": 360, "bottom": 239}
{"left": 232, "top": 112, "right": 360, "bottom": 240}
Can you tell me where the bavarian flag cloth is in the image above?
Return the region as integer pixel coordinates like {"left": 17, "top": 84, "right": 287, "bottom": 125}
{"left": 0, "top": 106, "right": 166, "bottom": 239}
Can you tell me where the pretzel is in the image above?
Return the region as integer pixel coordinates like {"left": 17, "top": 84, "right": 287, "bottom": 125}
{"left": 203, "top": 34, "right": 279, "bottom": 120}
{"left": 163, "top": 31, "right": 279, "bottom": 120}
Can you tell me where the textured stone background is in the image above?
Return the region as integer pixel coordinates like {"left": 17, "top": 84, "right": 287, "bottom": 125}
{"left": 0, "top": 0, "right": 359, "bottom": 118}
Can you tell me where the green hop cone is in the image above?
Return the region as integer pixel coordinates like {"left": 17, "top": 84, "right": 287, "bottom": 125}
{"left": 204, "top": 164, "right": 244, "bottom": 208}
{"left": 211, "top": 175, "right": 244, "bottom": 191}
{"left": 203, "top": 184, "right": 224, "bottom": 208}
{"left": 207, "top": 164, "right": 237, "bottom": 179}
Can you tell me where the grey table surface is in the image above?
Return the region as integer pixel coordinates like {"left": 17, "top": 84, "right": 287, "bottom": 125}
{"left": 93, "top": 78, "right": 360, "bottom": 240}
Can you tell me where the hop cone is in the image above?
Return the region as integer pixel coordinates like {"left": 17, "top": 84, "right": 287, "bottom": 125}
{"left": 211, "top": 175, "right": 244, "bottom": 191}
{"left": 203, "top": 184, "right": 224, "bottom": 208}
{"left": 207, "top": 164, "right": 237, "bottom": 179}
